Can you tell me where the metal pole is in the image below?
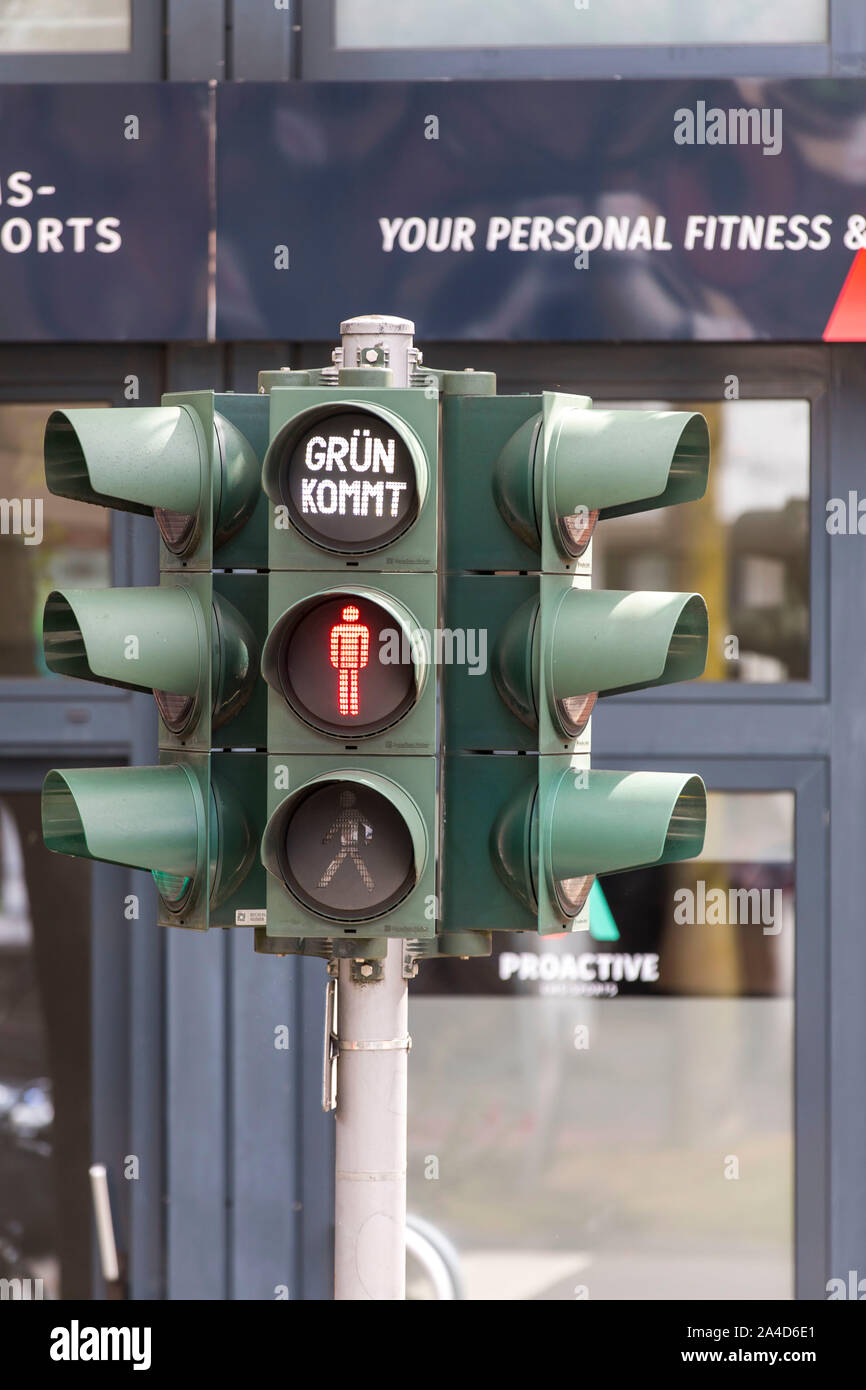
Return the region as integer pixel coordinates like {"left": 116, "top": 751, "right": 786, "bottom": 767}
{"left": 334, "top": 939, "right": 409, "bottom": 1300}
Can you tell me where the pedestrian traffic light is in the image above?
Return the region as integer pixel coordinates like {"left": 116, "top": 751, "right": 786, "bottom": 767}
{"left": 39, "top": 325, "right": 713, "bottom": 963}
{"left": 256, "top": 318, "right": 439, "bottom": 953}
{"left": 435, "top": 384, "right": 711, "bottom": 951}
{"left": 39, "top": 323, "right": 442, "bottom": 952}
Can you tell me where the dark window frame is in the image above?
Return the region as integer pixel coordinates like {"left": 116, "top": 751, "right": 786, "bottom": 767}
{"left": 0, "top": 0, "right": 162, "bottom": 83}
{"left": 594, "top": 754, "right": 828, "bottom": 1302}
{"left": 300, "top": 0, "right": 863, "bottom": 80}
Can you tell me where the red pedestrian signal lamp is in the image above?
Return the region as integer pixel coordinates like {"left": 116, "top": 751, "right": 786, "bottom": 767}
{"left": 330, "top": 605, "right": 369, "bottom": 718}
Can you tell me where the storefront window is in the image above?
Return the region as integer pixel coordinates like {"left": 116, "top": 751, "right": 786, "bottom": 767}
{"left": 0, "top": 1, "right": 129, "bottom": 53}
{"left": 0, "top": 403, "right": 111, "bottom": 679}
{"left": 591, "top": 399, "right": 810, "bottom": 683}
{"left": 408, "top": 790, "right": 794, "bottom": 1300}
{"left": 0, "top": 792, "right": 92, "bottom": 1299}
{"left": 337, "top": 1, "right": 827, "bottom": 49}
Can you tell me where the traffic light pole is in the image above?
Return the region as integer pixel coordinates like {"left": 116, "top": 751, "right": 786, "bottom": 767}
{"left": 332, "top": 940, "right": 409, "bottom": 1300}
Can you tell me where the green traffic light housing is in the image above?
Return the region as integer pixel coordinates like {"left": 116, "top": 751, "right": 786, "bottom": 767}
{"left": 540, "top": 588, "right": 708, "bottom": 699}
{"left": 42, "top": 574, "right": 267, "bottom": 750}
{"left": 537, "top": 765, "right": 707, "bottom": 930}
{"left": 441, "top": 753, "right": 706, "bottom": 938}
{"left": 41, "top": 754, "right": 265, "bottom": 930}
{"left": 439, "top": 379, "right": 712, "bottom": 949}
{"left": 37, "top": 334, "right": 712, "bottom": 962}
{"left": 445, "top": 575, "right": 708, "bottom": 752}
{"left": 444, "top": 391, "right": 710, "bottom": 573}
{"left": 539, "top": 400, "right": 710, "bottom": 549}
{"left": 43, "top": 392, "right": 265, "bottom": 569}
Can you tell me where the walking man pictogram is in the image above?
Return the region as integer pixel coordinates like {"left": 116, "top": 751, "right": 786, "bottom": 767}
{"left": 318, "top": 788, "right": 375, "bottom": 892}
{"left": 329, "top": 604, "right": 369, "bottom": 717}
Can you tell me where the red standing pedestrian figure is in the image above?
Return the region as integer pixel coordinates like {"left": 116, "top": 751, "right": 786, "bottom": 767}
{"left": 329, "top": 605, "right": 369, "bottom": 717}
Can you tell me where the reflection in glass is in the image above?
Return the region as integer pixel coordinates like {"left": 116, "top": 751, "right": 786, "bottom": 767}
{"left": 0, "top": 1, "right": 130, "bottom": 53}
{"left": 408, "top": 791, "right": 794, "bottom": 1300}
{"left": 556, "top": 692, "right": 597, "bottom": 738}
{"left": 0, "top": 403, "right": 111, "bottom": 678}
{"left": 591, "top": 400, "right": 810, "bottom": 683}
{"left": 337, "top": 0, "right": 826, "bottom": 49}
{"left": 557, "top": 506, "right": 597, "bottom": 559}
{"left": 153, "top": 505, "right": 196, "bottom": 556}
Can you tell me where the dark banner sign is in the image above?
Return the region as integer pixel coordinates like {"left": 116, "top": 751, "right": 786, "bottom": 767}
{"left": 217, "top": 80, "right": 866, "bottom": 343}
{"left": 0, "top": 84, "right": 210, "bottom": 341}
{"left": 5, "top": 81, "right": 866, "bottom": 341}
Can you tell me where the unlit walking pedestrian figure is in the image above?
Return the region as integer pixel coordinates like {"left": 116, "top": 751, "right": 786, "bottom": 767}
{"left": 318, "top": 788, "right": 375, "bottom": 891}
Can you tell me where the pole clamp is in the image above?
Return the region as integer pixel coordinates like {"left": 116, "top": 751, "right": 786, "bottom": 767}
{"left": 323, "top": 977, "right": 339, "bottom": 1112}
{"left": 322, "top": 976, "right": 412, "bottom": 1112}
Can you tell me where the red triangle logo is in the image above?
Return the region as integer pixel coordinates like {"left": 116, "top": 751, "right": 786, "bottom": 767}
{"left": 824, "top": 249, "right": 866, "bottom": 340}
